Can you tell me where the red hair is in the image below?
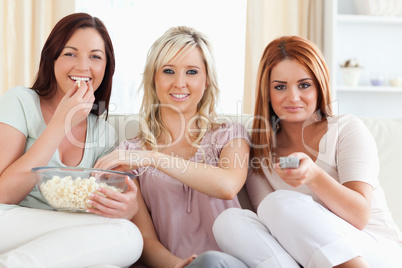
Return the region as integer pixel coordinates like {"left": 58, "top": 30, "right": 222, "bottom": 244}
{"left": 251, "top": 36, "right": 333, "bottom": 173}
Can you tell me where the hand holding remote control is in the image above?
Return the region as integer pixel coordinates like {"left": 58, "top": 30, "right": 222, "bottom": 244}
{"left": 279, "top": 156, "right": 300, "bottom": 169}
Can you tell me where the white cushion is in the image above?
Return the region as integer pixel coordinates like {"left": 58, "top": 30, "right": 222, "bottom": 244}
{"left": 359, "top": 117, "right": 402, "bottom": 229}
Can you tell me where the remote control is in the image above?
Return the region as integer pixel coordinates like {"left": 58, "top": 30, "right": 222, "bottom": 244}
{"left": 279, "top": 156, "right": 300, "bottom": 169}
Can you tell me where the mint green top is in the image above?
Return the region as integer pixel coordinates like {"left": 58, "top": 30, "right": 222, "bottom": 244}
{"left": 0, "top": 86, "right": 117, "bottom": 210}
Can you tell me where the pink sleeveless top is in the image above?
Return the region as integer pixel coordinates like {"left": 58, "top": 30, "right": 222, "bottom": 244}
{"left": 119, "top": 122, "right": 250, "bottom": 258}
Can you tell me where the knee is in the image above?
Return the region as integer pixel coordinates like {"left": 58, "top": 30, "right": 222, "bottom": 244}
{"left": 124, "top": 221, "right": 143, "bottom": 257}
{"left": 110, "top": 219, "right": 144, "bottom": 262}
{"left": 258, "top": 190, "right": 311, "bottom": 221}
{"left": 213, "top": 208, "right": 243, "bottom": 240}
{"left": 258, "top": 190, "right": 288, "bottom": 216}
{"left": 126, "top": 222, "right": 143, "bottom": 249}
{"left": 213, "top": 208, "right": 241, "bottom": 230}
{"left": 213, "top": 207, "right": 260, "bottom": 252}
{"left": 113, "top": 218, "right": 142, "bottom": 238}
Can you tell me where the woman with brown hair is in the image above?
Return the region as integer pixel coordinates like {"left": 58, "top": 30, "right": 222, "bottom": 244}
{"left": 213, "top": 35, "right": 402, "bottom": 268}
{"left": 0, "top": 13, "right": 142, "bottom": 267}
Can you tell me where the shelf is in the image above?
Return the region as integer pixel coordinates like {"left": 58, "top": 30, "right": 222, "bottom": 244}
{"left": 338, "top": 14, "right": 402, "bottom": 24}
{"left": 336, "top": 85, "right": 402, "bottom": 93}
{"left": 324, "top": 0, "right": 402, "bottom": 118}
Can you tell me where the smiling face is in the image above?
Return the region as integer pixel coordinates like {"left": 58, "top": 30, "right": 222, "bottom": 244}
{"left": 269, "top": 59, "right": 318, "bottom": 123}
{"left": 54, "top": 27, "right": 106, "bottom": 95}
{"left": 154, "top": 46, "right": 207, "bottom": 116}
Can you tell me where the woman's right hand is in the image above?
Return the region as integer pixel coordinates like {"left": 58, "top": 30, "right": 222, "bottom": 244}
{"left": 94, "top": 149, "right": 155, "bottom": 172}
{"left": 51, "top": 80, "right": 95, "bottom": 131}
{"left": 274, "top": 152, "right": 320, "bottom": 188}
{"left": 174, "top": 254, "right": 197, "bottom": 268}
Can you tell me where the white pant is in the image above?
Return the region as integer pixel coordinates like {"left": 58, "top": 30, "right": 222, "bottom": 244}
{"left": 213, "top": 190, "right": 402, "bottom": 268}
{"left": 0, "top": 207, "right": 143, "bottom": 268}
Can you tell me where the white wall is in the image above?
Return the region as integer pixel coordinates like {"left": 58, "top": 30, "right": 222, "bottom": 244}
{"left": 76, "top": 0, "right": 247, "bottom": 115}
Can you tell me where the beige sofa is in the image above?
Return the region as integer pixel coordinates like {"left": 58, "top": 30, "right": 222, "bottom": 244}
{"left": 108, "top": 114, "right": 402, "bottom": 231}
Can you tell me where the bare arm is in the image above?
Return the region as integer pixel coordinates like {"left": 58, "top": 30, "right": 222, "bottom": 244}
{"left": 276, "top": 152, "right": 372, "bottom": 230}
{"left": 0, "top": 121, "right": 66, "bottom": 204}
{"left": 0, "top": 83, "right": 95, "bottom": 204}
{"left": 305, "top": 168, "right": 372, "bottom": 230}
{"left": 95, "top": 138, "right": 250, "bottom": 200}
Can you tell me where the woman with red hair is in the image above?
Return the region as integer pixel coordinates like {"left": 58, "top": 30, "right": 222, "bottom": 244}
{"left": 213, "top": 35, "right": 402, "bottom": 268}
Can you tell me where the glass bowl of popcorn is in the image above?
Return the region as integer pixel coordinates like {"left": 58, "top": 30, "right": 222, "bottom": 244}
{"left": 32, "top": 166, "right": 136, "bottom": 212}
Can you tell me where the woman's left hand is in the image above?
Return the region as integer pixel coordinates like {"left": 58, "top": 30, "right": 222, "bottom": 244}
{"left": 174, "top": 254, "right": 197, "bottom": 268}
{"left": 274, "top": 152, "right": 321, "bottom": 187}
{"left": 86, "top": 176, "right": 139, "bottom": 219}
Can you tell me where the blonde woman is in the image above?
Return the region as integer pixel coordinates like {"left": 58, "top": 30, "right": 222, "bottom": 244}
{"left": 95, "top": 26, "right": 250, "bottom": 268}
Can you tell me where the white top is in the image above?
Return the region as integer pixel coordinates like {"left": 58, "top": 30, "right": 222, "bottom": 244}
{"left": 264, "top": 114, "right": 401, "bottom": 242}
{"left": 0, "top": 86, "right": 117, "bottom": 210}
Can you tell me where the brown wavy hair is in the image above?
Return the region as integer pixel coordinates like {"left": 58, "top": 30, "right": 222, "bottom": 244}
{"left": 31, "top": 12, "right": 115, "bottom": 118}
{"left": 251, "top": 35, "right": 333, "bottom": 173}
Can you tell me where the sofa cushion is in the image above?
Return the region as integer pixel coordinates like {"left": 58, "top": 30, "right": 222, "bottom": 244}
{"left": 359, "top": 117, "right": 402, "bottom": 230}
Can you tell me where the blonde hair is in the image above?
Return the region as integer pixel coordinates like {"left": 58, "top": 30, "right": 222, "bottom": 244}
{"left": 251, "top": 35, "right": 333, "bottom": 173}
{"left": 138, "top": 26, "right": 221, "bottom": 151}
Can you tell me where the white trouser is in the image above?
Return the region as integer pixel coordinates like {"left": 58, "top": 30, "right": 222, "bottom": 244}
{"left": 0, "top": 207, "right": 143, "bottom": 268}
{"left": 213, "top": 190, "right": 402, "bottom": 268}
